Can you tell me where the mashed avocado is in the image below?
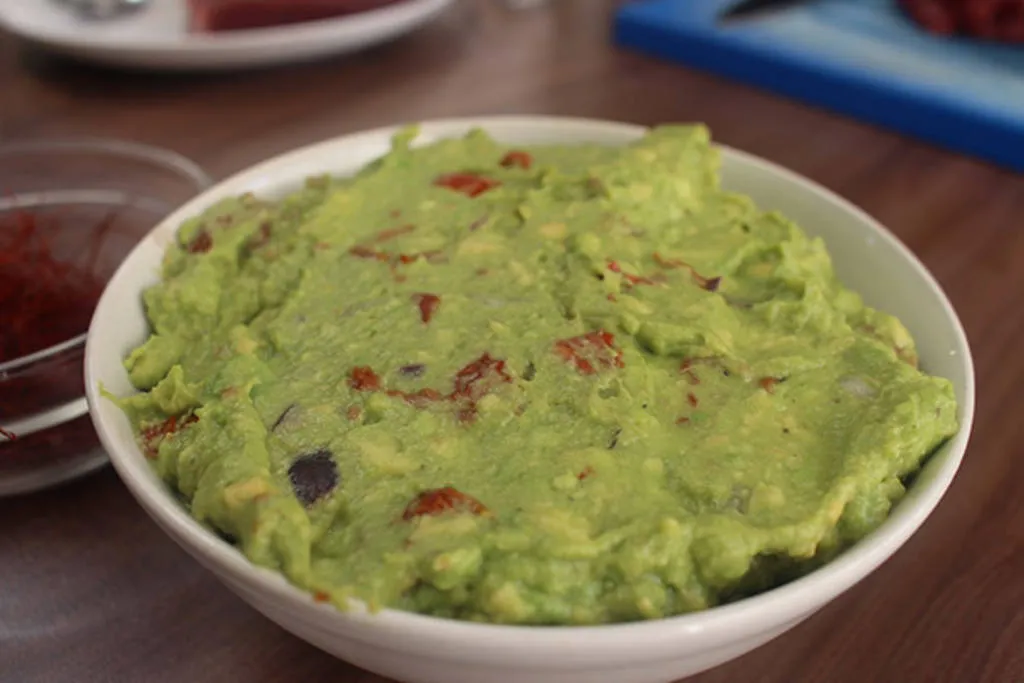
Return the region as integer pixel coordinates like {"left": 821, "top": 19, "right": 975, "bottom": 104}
{"left": 118, "top": 125, "right": 958, "bottom": 625}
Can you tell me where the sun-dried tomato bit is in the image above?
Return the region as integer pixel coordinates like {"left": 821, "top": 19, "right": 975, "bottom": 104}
{"left": 349, "top": 243, "right": 439, "bottom": 270}
{"left": 554, "top": 330, "right": 624, "bottom": 375}
{"left": 452, "top": 353, "right": 512, "bottom": 400}
{"left": 423, "top": 250, "right": 446, "bottom": 264}
{"left": 375, "top": 224, "right": 416, "bottom": 243}
{"left": 349, "top": 366, "right": 382, "bottom": 392}
{"left": 412, "top": 293, "right": 441, "bottom": 324}
{"left": 140, "top": 413, "right": 199, "bottom": 457}
{"left": 651, "top": 252, "right": 680, "bottom": 269}
{"left": 452, "top": 356, "right": 512, "bottom": 397}
{"left": 682, "top": 370, "right": 699, "bottom": 385}
{"left": 701, "top": 276, "right": 722, "bottom": 293}
{"left": 499, "top": 150, "right": 533, "bottom": 170}
{"left": 312, "top": 591, "right": 331, "bottom": 603}
{"left": 349, "top": 245, "right": 387, "bottom": 260}
{"left": 345, "top": 355, "right": 513, "bottom": 421}
{"left": 433, "top": 173, "right": 501, "bottom": 198}
{"left": 758, "top": 377, "right": 785, "bottom": 394}
{"left": 679, "top": 359, "right": 702, "bottom": 385}
{"left": 387, "top": 387, "right": 445, "bottom": 408}
{"left": 675, "top": 416, "right": 691, "bottom": 425}
{"left": 449, "top": 354, "right": 513, "bottom": 423}
{"left": 288, "top": 449, "right": 339, "bottom": 507}
{"left": 606, "top": 260, "right": 656, "bottom": 287}
{"left": 651, "top": 252, "right": 721, "bottom": 292}
{"left": 246, "top": 222, "right": 272, "bottom": 251}
{"left": 687, "top": 392, "right": 699, "bottom": 408}
{"left": 402, "top": 487, "right": 490, "bottom": 521}
{"left": 186, "top": 230, "right": 213, "bottom": 254}
{"left": 577, "top": 466, "right": 595, "bottom": 481}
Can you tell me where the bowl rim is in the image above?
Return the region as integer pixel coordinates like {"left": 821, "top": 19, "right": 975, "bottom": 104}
{"left": 0, "top": 137, "right": 212, "bottom": 377}
{"left": 85, "top": 115, "right": 976, "bottom": 655}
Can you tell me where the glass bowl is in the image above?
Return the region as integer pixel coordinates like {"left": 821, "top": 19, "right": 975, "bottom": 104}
{"left": 0, "top": 139, "right": 211, "bottom": 497}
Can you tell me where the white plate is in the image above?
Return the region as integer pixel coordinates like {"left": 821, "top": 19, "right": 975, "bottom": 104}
{"left": 0, "top": 0, "right": 453, "bottom": 71}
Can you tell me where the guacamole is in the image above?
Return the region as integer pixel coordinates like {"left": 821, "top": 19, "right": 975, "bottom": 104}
{"left": 119, "top": 125, "right": 958, "bottom": 625}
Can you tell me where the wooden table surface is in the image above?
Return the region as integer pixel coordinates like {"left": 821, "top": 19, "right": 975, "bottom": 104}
{"left": 2, "top": 2, "right": 1022, "bottom": 682}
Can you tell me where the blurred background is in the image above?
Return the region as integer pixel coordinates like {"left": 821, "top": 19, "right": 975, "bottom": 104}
{"left": 2, "top": 1, "right": 1023, "bottom": 683}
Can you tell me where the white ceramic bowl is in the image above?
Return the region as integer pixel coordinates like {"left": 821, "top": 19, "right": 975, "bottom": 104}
{"left": 85, "top": 117, "right": 975, "bottom": 683}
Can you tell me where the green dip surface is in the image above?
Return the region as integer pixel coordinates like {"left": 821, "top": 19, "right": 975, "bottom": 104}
{"left": 119, "top": 125, "right": 959, "bottom": 625}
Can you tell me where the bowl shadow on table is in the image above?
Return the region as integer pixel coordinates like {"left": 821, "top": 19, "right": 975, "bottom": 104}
{"left": 0, "top": 467, "right": 381, "bottom": 682}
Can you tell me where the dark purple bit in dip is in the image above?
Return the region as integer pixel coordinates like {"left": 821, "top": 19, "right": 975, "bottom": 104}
{"left": 288, "top": 449, "right": 339, "bottom": 507}
{"left": 399, "top": 363, "right": 427, "bottom": 378}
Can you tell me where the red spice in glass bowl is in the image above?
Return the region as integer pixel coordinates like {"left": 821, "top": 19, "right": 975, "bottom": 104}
{"left": 0, "top": 139, "right": 210, "bottom": 497}
{"left": 0, "top": 210, "right": 107, "bottom": 366}
{"left": 0, "top": 203, "right": 121, "bottom": 493}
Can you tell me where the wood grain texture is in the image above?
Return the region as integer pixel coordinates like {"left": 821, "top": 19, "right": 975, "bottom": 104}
{"left": 1, "top": 2, "right": 1021, "bottom": 681}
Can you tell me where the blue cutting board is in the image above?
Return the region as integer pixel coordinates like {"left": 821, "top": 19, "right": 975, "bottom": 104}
{"left": 614, "top": 0, "right": 1024, "bottom": 172}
